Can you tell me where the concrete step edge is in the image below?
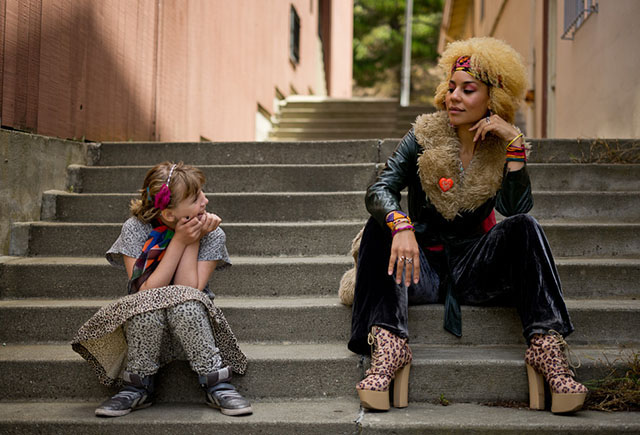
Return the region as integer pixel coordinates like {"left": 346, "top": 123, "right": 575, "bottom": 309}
{"left": 1, "top": 296, "right": 638, "bottom": 311}
{"left": 0, "top": 401, "right": 637, "bottom": 434}
{"left": 1, "top": 341, "right": 634, "bottom": 360}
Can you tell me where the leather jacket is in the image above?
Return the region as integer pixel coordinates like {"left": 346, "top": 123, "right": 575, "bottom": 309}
{"left": 365, "top": 129, "right": 533, "bottom": 247}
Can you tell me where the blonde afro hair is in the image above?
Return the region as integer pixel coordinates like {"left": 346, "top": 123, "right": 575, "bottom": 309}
{"left": 434, "top": 37, "right": 527, "bottom": 124}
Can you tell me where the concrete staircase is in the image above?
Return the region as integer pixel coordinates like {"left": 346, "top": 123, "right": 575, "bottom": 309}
{"left": 1, "top": 137, "right": 639, "bottom": 433}
{"left": 269, "top": 96, "right": 433, "bottom": 141}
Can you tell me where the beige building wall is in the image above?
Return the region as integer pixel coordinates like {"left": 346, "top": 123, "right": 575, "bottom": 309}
{"left": 1, "top": 0, "right": 353, "bottom": 142}
{"left": 440, "top": 0, "right": 640, "bottom": 139}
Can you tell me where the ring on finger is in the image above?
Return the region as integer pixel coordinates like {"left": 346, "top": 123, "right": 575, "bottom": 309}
{"left": 485, "top": 116, "right": 491, "bottom": 124}
{"left": 399, "top": 256, "right": 406, "bottom": 262}
{"left": 405, "top": 257, "right": 413, "bottom": 264}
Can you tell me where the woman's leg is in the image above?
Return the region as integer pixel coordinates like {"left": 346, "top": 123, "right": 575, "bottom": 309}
{"left": 452, "top": 214, "right": 574, "bottom": 341}
{"left": 348, "top": 218, "right": 440, "bottom": 355}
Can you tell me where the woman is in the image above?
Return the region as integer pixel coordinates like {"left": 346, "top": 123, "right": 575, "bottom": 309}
{"left": 349, "top": 37, "right": 587, "bottom": 414}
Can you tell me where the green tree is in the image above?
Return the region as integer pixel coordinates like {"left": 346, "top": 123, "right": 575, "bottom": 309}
{"left": 353, "top": 0, "right": 443, "bottom": 91}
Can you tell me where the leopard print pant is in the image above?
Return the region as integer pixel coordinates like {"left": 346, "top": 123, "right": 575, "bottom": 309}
{"left": 125, "top": 300, "right": 222, "bottom": 377}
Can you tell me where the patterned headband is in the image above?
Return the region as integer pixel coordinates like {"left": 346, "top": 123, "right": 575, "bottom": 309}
{"left": 451, "top": 55, "right": 503, "bottom": 89}
{"left": 154, "top": 164, "right": 177, "bottom": 210}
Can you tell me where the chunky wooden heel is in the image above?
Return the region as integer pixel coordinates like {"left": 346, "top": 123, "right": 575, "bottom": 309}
{"left": 526, "top": 363, "right": 545, "bottom": 410}
{"left": 550, "top": 391, "right": 587, "bottom": 414}
{"left": 392, "top": 363, "right": 411, "bottom": 408}
{"left": 357, "top": 388, "right": 390, "bottom": 411}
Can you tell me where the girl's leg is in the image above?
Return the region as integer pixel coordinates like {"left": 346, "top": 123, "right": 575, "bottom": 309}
{"left": 167, "top": 300, "right": 252, "bottom": 416}
{"left": 349, "top": 218, "right": 440, "bottom": 355}
{"left": 95, "top": 310, "right": 164, "bottom": 417}
{"left": 166, "top": 300, "right": 222, "bottom": 375}
{"left": 452, "top": 214, "right": 574, "bottom": 341}
{"left": 124, "top": 309, "right": 167, "bottom": 376}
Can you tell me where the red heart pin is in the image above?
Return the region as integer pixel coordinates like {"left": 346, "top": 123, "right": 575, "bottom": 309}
{"left": 439, "top": 177, "right": 453, "bottom": 192}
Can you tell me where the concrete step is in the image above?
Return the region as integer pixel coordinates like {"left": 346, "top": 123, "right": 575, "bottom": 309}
{"left": 95, "top": 139, "right": 639, "bottom": 166}
{"left": 269, "top": 129, "right": 394, "bottom": 140}
{"left": 0, "top": 255, "right": 352, "bottom": 299}
{"left": 2, "top": 256, "right": 639, "bottom": 300}
{"left": 378, "top": 139, "right": 640, "bottom": 164}
{"left": 0, "top": 342, "right": 633, "bottom": 403}
{"left": 1, "top": 297, "right": 638, "bottom": 345}
{"left": 279, "top": 99, "right": 398, "bottom": 111}
{"left": 67, "top": 164, "right": 380, "bottom": 193}
{"left": 1, "top": 401, "right": 637, "bottom": 435}
{"left": 10, "top": 221, "right": 640, "bottom": 258}
{"left": 96, "top": 140, "right": 380, "bottom": 166}
{"left": 277, "top": 109, "right": 398, "bottom": 119}
{"left": 68, "top": 163, "right": 640, "bottom": 193}
{"left": 42, "top": 190, "right": 640, "bottom": 223}
{"left": 67, "top": 164, "right": 640, "bottom": 194}
{"left": 275, "top": 118, "right": 397, "bottom": 128}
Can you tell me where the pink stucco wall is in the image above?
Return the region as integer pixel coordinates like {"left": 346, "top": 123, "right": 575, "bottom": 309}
{"left": 1, "top": 0, "right": 353, "bottom": 142}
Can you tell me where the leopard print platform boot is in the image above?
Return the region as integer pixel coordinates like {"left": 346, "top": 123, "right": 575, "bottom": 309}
{"left": 524, "top": 330, "right": 588, "bottom": 414}
{"left": 356, "top": 326, "right": 412, "bottom": 410}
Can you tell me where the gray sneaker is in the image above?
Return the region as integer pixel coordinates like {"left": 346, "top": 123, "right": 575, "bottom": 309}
{"left": 95, "top": 372, "right": 154, "bottom": 417}
{"left": 205, "top": 382, "right": 253, "bottom": 416}
{"left": 95, "top": 386, "right": 152, "bottom": 417}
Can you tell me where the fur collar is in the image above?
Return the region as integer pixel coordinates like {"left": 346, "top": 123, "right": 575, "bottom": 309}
{"left": 414, "top": 111, "right": 506, "bottom": 221}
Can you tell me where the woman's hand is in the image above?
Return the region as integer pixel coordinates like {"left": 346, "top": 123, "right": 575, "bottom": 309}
{"left": 388, "top": 230, "right": 420, "bottom": 287}
{"left": 470, "top": 113, "right": 521, "bottom": 144}
{"left": 198, "top": 212, "right": 222, "bottom": 238}
{"left": 173, "top": 216, "right": 204, "bottom": 246}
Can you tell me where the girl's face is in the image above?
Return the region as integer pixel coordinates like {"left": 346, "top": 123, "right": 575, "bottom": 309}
{"left": 162, "top": 189, "right": 209, "bottom": 227}
{"left": 445, "top": 71, "right": 490, "bottom": 127}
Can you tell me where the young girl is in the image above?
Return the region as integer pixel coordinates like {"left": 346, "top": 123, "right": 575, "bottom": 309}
{"left": 72, "top": 161, "right": 251, "bottom": 417}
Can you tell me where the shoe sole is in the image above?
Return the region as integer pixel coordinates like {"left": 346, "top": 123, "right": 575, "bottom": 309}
{"left": 207, "top": 402, "right": 253, "bottom": 416}
{"left": 95, "top": 402, "right": 152, "bottom": 417}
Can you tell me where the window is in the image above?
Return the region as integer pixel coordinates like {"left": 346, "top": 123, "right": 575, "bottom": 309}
{"left": 562, "top": 0, "right": 598, "bottom": 40}
{"left": 290, "top": 5, "right": 301, "bottom": 64}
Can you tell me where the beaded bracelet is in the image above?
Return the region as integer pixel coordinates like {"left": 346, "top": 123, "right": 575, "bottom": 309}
{"left": 392, "top": 224, "right": 415, "bottom": 237}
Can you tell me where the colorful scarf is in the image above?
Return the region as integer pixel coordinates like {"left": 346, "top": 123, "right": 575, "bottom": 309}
{"left": 127, "top": 220, "right": 175, "bottom": 294}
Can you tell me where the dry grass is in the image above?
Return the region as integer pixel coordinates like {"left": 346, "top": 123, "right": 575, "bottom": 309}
{"left": 571, "top": 138, "right": 640, "bottom": 163}
{"left": 583, "top": 350, "right": 640, "bottom": 412}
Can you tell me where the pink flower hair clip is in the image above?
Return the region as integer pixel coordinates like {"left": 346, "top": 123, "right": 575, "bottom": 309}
{"left": 154, "top": 164, "right": 177, "bottom": 210}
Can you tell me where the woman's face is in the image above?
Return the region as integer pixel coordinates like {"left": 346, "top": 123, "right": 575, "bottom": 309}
{"left": 445, "top": 71, "right": 490, "bottom": 127}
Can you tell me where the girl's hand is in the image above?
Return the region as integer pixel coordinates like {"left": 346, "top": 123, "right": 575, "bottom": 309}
{"left": 388, "top": 230, "right": 420, "bottom": 287}
{"left": 198, "top": 212, "right": 222, "bottom": 237}
{"left": 174, "top": 216, "right": 204, "bottom": 245}
{"left": 470, "top": 113, "right": 521, "bottom": 144}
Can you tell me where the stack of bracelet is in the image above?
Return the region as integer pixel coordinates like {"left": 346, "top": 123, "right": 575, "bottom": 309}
{"left": 385, "top": 210, "right": 415, "bottom": 237}
{"left": 505, "top": 133, "right": 526, "bottom": 163}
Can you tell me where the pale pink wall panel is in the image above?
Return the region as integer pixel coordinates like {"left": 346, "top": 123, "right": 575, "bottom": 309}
{"left": 328, "top": 0, "right": 352, "bottom": 97}
{"left": 36, "top": 0, "right": 155, "bottom": 141}
{"left": 155, "top": 0, "right": 189, "bottom": 141}
{"left": 3, "top": 0, "right": 352, "bottom": 141}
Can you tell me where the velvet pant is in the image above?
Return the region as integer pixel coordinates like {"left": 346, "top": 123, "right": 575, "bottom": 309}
{"left": 348, "top": 214, "right": 574, "bottom": 356}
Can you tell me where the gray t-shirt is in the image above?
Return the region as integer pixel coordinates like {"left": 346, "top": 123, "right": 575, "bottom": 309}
{"left": 106, "top": 216, "right": 231, "bottom": 271}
